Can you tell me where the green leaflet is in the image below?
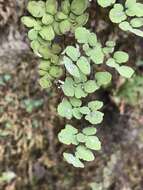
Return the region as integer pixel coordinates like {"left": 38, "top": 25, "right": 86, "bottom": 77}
{"left": 88, "top": 33, "right": 97, "bottom": 47}
{"left": 21, "top": 16, "right": 37, "bottom": 27}
{"left": 38, "top": 60, "right": 51, "bottom": 71}
{"left": 59, "top": 20, "right": 71, "bottom": 34}
{"left": 119, "top": 21, "right": 132, "bottom": 31}
{"left": 97, "top": 0, "right": 116, "bottom": 8}
{"left": 76, "top": 133, "right": 86, "bottom": 143}
{"left": 130, "top": 18, "right": 143, "bottom": 28}
{"left": 45, "top": 0, "right": 58, "bottom": 15}
{"left": 63, "top": 56, "right": 80, "bottom": 78}
{"left": 76, "top": 13, "right": 89, "bottom": 26}
{"left": 75, "top": 145, "right": 94, "bottom": 161}
{"left": 27, "top": 1, "right": 45, "bottom": 18}
{"left": 63, "top": 153, "right": 84, "bottom": 168}
{"left": 90, "top": 47, "right": 104, "bottom": 64}
{"left": 75, "top": 27, "right": 90, "bottom": 43}
{"left": 58, "top": 124, "right": 78, "bottom": 145}
{"left": 106, "top": 41, "right": 116, "bottom": 47}
{"left": 57, "top": 98, "right": 73, "bottom": 119}
{"left": 76, "top": 56, "right": 91, "bottom": 75}
{"left": 85, "top": 111, "right": 104, "bottom": 125}
{"left": 42, "top": 14, "right": 54, "bottom": 25}
{"left": 82, "top": 127, "right": 97, "bottom": 136}
{"left": 49, "top": 66, "right": 63, "bottom": 78}
{"left": 28, "top": 29, "right": 38, "bottom": 41}
{"left": 117, "top": 66, "right": 135, "bottom": 78}
{"left": 88, "top": 101, "right": 103, "bottom": 111}
{"left": 113, "top": 51, "right": 129, "bottom": 63}
{"left": 85, "top": 136, "right": 101, "bottom": 150}
{"left": 71, "top": 0, "right": 89, "bottom": 15}
{"left": 84, "top": 80, "right": 99, "bottom": 93}
{"left": 39, "top": 76, "right": 52, "bottom": 89}
{"left": 61, "top": 0, "right": 70, "bottom": 15}
{"left": 72, "top": 108, "right": 82, "bottom": 119}
{"left": 65, "top": 46, "right": 80, "bottom": 61}
{"left": 109, "top": 4, "right": 127, "bottom": 23}
{"left": 62, "top": 77, "right": 75, "bottom": 97}
{"left": 75, "top": 84, "right": 87, "bottom": 99}
{"left": 39, "top": 26, "right": 55, "bottom": 41}
{"left": 69, "top": 97, "right": 82, "bottom": 107}
{"left": 125, "top": 0, "right": 136, "bottom": 8}
{"left": 79, "top": 106, "right": 90, "bottom": 115}
{"left": 95, "top": 72, "right": 112, "bottom": 86}
{"left": 106, "top": 58, "right": 120, "bottom": 69}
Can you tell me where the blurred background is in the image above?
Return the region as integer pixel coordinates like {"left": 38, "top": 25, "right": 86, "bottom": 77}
{"left": 0, "top": 0, "right": 143, "bottom": 190}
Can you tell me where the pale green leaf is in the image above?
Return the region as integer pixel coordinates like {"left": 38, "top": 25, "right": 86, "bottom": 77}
{"left": 109, "top": 4, "right": 127, "bottom": 23}
{"left": 79, "top": 106, "right": 90, "bottom": 114}
{"left": 75, "top": 145, "right": 94, "bottom": 161}
{"left": 113, "top": 51, "right": 129, "bottom": 63}
{"left": 85, "top": 111, "right": 104, "bottom": 125}
{"left": 65, "top": 46, "right": 80, "bottom": 61}
{"left": 63, "top": 153, "right": 84, "bottom": 168}
{"left": 57, "top": 98, "right": 73, "bottom": 119}
{"left": 75, "top": 27, "right": 90, "bottom": 44}
{"left": 106, "top": 58, "right": 120, "bottom": 69}
{"left": 72, "top": 108, "right": 82, "bottom": 119}
{"left": 69, "top": 97, "right": 82, "bottom": 107}
{"left": 97, "top": 0, "right": 116, "bottom": 8}
{"left": 76, "top": 56, "right": 91, "bottom": 75}
{"left": 49, "top": 66, "right": 63, "bottom": 78}
{"left": 73, "top": 72, "right": 87, "bottom": 83}
{"left": 76, "top": 133, "right": 86, "bottom": 143}
{"left": 21, "top": 16, "right": 37, "bottom": 27}
{"left": 82, "top": 127, "right": 97, "bottom": 136}
{"left": 39, "top": 26, "right": 55, "bottom": 41}
{"left": 117, "top": 66, "right": 134, "bottom": 78}
{"left": 65, "top": 124, "right": 78, "bottom": 134}
{"left": 39, "top": 76, "right": 52, "bottom": 89}
{"left": 58, "top": 124, "right": 78, "bottom": 145}
{"left": 76, "top": 13, "right": 89, "bottom": 26}
{"left": 42, "top": 14, "right": 54, "bottom": 25}
{"left": 71, "top": 0, "right": 88, "bottom": 15}
{"left": 119, "top": 21, "right": 132, "bottom": 31}
{"left": 95, "top": 72, "right": 112, "bottom": 86}
{"left": 90, "top": 47, "right": 104, "bottom": 64}
{"left": 130, "top": 18, "right": 143, "bottom": 28}
{"left": 88, "top": 33, "right": 97, "bottom": 47}
{"left": 85, "top": 136, "right": 101, "bottom": 150}
{"left": 63, "top": 56, "right": 80, "bottom": 78}
{"left": 59, "top": 20, "right": 71, "bottom": 34}
{"left": 61, "top": 0, "right": 70, "bottom": 15}
{"left": 46, "top": 0, "right": 57, "bottom": 15}
{"left": 38, "top": 60, "right": 51, "bottom": 71}
{"left": 75, "top": 84, "right": 87, "bottom": 99}
{"left": 88, "top": 101, "right": 103, "bottom": 111}
{"left": 84, "top": 80, "right": 99, "bottom": 93}
{"left": 62, "top": 77, "right": 75, "bottom": 97}
{"left": 28, "top": 29, "right": 38, "bottom": 40}
{"left": 55, "top": 12, "right": 68, "bottom": 20}
{"left": 27, "top": 1, "right": 45, "bottom": 18}
{"left": 105, "top": 41, "right": 116, "bottom": 47}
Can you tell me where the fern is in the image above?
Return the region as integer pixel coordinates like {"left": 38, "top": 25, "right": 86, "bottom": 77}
{"left": 22, "top": 0, "right": 136, "bottom": 168}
